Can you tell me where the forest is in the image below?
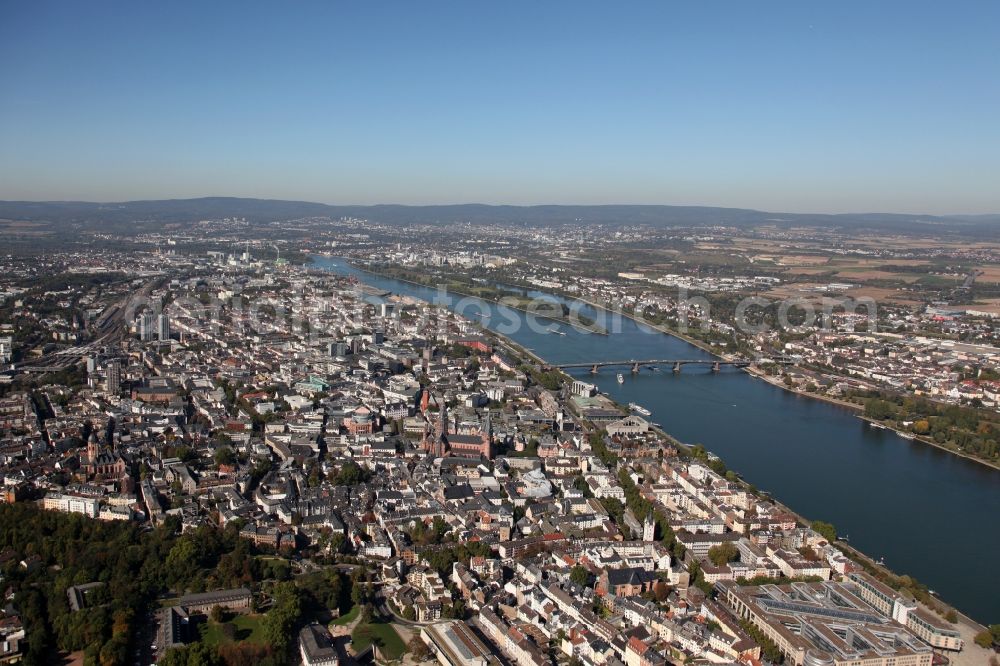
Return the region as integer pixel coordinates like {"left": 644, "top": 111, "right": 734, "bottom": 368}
{"left": 0, "top": 504, "right": 350, "bottom": 666}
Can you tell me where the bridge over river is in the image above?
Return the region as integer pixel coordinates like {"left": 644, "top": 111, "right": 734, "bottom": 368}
{"left": 554, "top": 358, "right": 790, "bottom": 373}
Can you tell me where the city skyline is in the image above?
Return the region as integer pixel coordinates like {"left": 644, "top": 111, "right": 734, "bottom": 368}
{"left": 4, "top": 3, "right": 1000, "bottom": 664}
{"left": 2, "top": 1, "right": 999, "bottom": 214}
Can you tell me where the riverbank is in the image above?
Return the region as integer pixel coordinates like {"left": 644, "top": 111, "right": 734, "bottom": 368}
{"left": 855, "top": 415, "right": 1000, "bottom": 473}
{"left": 349, "top": 262, "right": 609, "bottom": 335}
{"left": 832, "top": 540, "right": 994, "bottom": 666}
{"left": 576, "top": 295, "right": 871, "bottom": 415}
{"left": 576, "top": 296, "right": 724, "bottom": 356}
{"left": 576, "top": 294, "right": 1000, "bottom": 473}
{"left": 745, "top": 364, "right": 863, "bottom": 411}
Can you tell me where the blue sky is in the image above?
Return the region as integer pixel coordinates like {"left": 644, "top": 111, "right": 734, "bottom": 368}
{"left": 1, "top": 1, "right": 998, "bottom": 213}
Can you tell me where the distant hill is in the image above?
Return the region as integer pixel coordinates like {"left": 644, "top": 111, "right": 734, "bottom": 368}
{"left": 0, "top": 197, "right": 996, "bottom": 235}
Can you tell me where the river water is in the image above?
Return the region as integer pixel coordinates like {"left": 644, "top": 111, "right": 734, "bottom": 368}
{"left": 313, "top": 256, "right": 1000, "bottom": 623}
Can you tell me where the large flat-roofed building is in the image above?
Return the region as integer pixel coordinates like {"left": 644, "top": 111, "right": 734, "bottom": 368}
{"left": 156, "top": 588, "right": 250, "bottom": 656}
{"left": 848, "top": 572, "right": 963, "bottom": 651}
{"left": 421, "top": 621, "right": 501, "bottom": 666}
{"left": 160, "top": 606, "right": 189, "bottom": 652}
{"left": 66, "top": 582, "right": 105, "bottom": 612}
{"left": 905, "top": 607, "right": 963, "bottom": 651}
{"left": 41, "top": 493, "right": 99, "bottom": 519}
{"left": 847, "top": 571, "right": 912, "bottom": 620}
{"left": 176, "top": 587, "right": 251, "bottom": 615}
{"left": 299, "top": 623, "right": 339, "bottom": 666}
{"left": 719, "top": 580, "right": 932, "bottom": 666}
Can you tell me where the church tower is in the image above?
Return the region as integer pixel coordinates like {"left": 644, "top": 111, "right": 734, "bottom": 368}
{"left": 436, "top": 400, "right": 449, "bottom": 457}
{"left": 86, "top": 434, "right": 100, "bottom": 466}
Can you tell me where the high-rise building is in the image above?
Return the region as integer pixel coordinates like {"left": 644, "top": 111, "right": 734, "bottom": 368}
{"left": 157, "top": 313, "right": 170, "bottom": 341}
{"left": 106, "top": 360, "right": 121, "bottom": 396}
{"left": 643, "top": 515, "right": 656, "bottom": 542}
{"left": 139, "top": 312, "right": 156, "bottom": 342}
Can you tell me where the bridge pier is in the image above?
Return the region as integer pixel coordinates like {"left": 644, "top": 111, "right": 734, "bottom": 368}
{"left": 712, "top": 361, "right": 720, "bottom": 373}
{"left": 673, "top": 362, "right": 682, "bottom": 374}
{"left": 631, "top": 363, "right": 640, "bottom": 374}
{"left": 590, "top": 364, "right": 598, "bottom": 374}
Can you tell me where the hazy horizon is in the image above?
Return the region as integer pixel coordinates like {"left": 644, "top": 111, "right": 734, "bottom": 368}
{"left": 2, "top": 194, "right": 999, "bottom": 219}
{"left": 2, "top": 1, "right": 999, "bottom": 214}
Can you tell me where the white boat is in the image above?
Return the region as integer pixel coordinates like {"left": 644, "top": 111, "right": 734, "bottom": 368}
{"left": 629, "top": 402, "right": 651, "bottom": 416}
{"left": 899, "top": 432, "right": 915, "bottom": 440}
{"left": 616, "top": 373, "right": 624, "bottom": 384}
{"left": 869, "top": 422, "right": 887, "bottom": 430}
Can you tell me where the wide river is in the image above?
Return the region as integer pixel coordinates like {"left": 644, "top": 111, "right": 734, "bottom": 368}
{"left": 313, "top": 256, "right": 1000, "bottom": 623}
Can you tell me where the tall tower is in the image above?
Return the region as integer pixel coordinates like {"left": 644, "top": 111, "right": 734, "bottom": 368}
{"left": 436, "top": 399, "right": 449, "bottom": 457}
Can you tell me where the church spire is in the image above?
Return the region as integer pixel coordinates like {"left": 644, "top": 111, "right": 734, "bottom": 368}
{"left": 438, "top": 398, "right": 448, "bottom": 437}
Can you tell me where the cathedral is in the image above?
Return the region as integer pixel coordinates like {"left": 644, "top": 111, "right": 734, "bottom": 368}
{"left": 82, "top": 431, "right": 130, "bottom": 489}
{"left": 419, "top": 393, "right": 493, "bottom": 460}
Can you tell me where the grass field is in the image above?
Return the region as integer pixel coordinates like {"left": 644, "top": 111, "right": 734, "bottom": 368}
{"left": 198, "top": 613, "right": 267, "bottom": 646}
{"left": 331, "top": 603, "right": 360, "bottom": 626}
{"left": 351, "top": 621, "right": 405, "bottom": 659}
